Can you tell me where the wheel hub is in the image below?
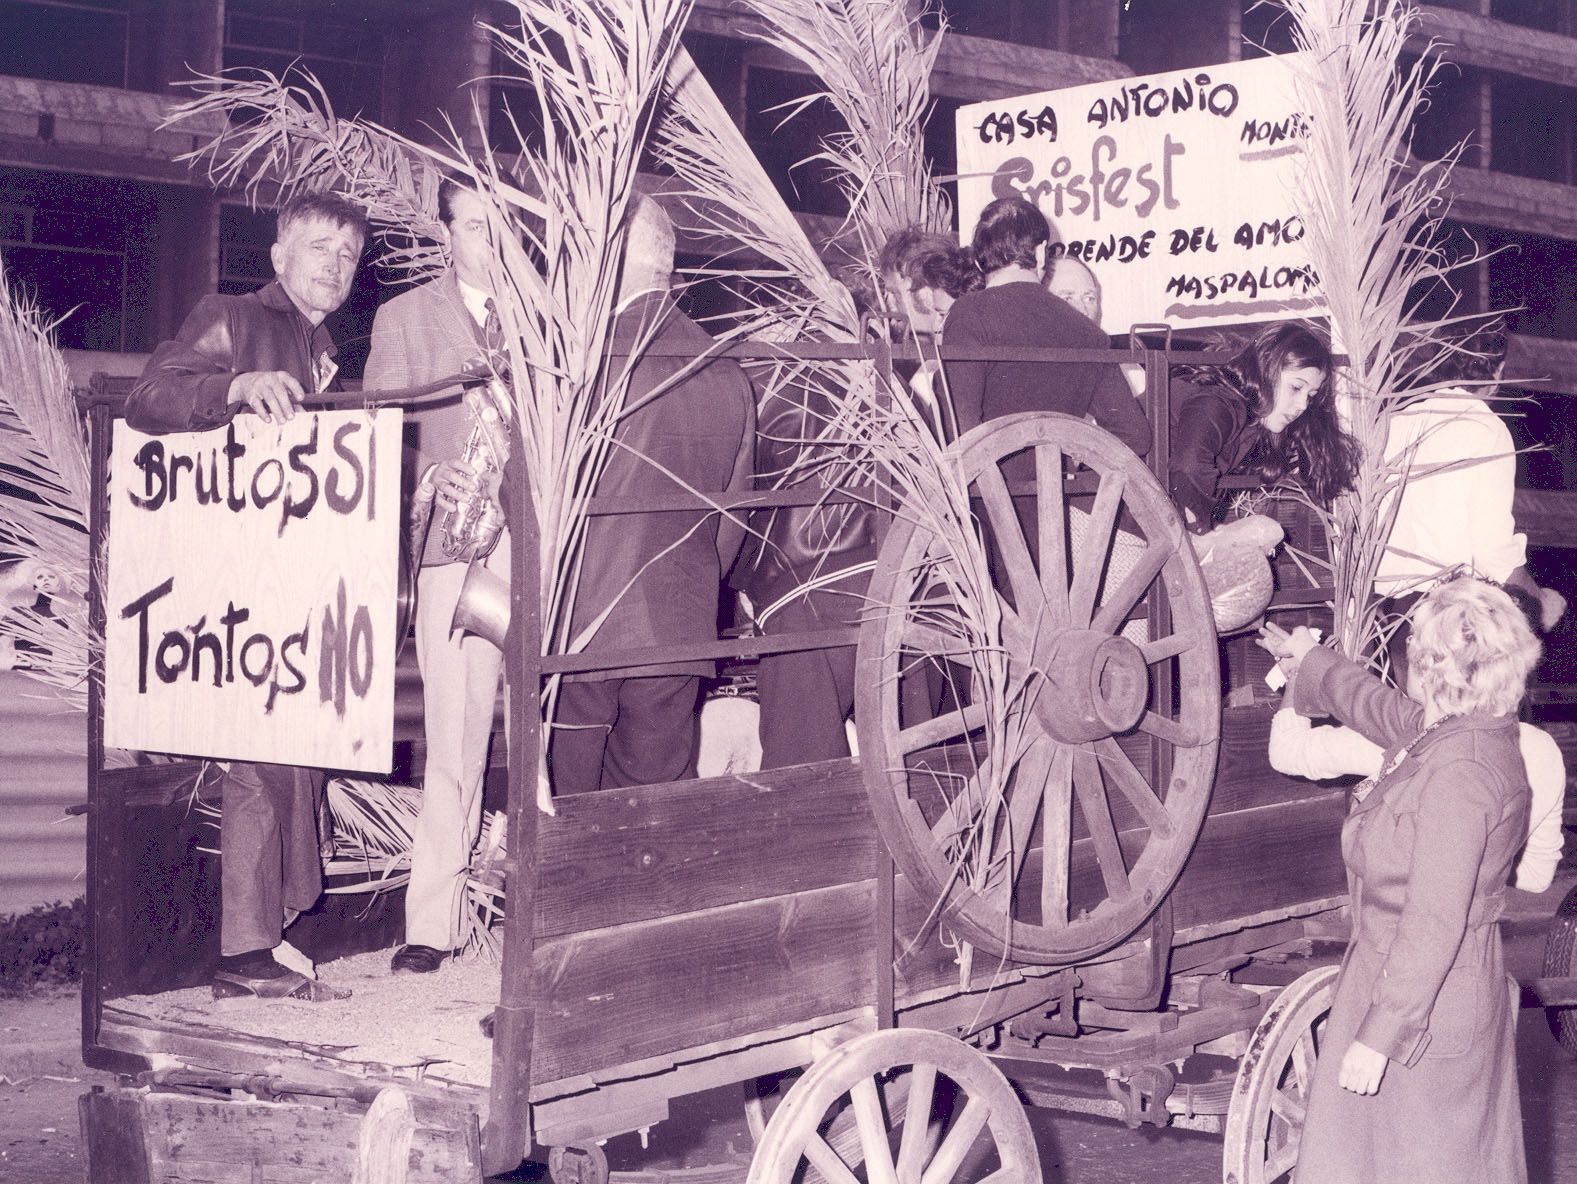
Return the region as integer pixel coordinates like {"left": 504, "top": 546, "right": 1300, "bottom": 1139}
{"left": 1029, "top": 627, "right": 1147, "bottom": 743}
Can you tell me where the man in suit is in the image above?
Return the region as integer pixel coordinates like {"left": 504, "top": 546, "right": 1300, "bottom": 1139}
{"left": 548, "top": 196, "right": 756, "bottom": 795}
{"left": 363, "top": 180, "right": 511, "bottom": 974}
{"left": 126, "top": 190, "right": 368, "bottom": 1002}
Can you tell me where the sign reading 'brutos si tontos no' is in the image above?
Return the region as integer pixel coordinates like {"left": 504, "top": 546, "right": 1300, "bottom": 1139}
{"left": 105, "top": 409, "right": 402, "bottom": 774}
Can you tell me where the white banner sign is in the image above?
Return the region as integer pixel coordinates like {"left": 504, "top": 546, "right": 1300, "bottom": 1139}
{"left": 105, "top": 409, "right": 403, "bottom": 773}
{"left": 955, "top": 54, "right": 1323, "bottom": 333}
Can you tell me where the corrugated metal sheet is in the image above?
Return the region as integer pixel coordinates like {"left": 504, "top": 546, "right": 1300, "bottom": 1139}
{"left": 0, "top": 670, "right": 87, "bottom": 917}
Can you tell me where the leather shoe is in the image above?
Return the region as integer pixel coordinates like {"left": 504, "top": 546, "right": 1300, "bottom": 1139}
{"left": 212, "top": 969, "right": 351, "bottom": 1004}
{"left": 390, "top": 944, "right": 448, "bottom": 974}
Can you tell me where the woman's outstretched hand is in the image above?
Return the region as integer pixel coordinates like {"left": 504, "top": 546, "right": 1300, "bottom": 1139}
{"left": 1257, "top": 621, "right": 1319, "bottom": 681}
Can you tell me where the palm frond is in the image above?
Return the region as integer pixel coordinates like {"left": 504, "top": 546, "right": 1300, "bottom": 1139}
{"left": 1282, "top": 0, "right": 1489, "bottom": 660}
{"left": 167, "top": 66, "right": 457, "bottom": 284}
{"left": 0, "top": 261, "right": 92, "bottom": 705}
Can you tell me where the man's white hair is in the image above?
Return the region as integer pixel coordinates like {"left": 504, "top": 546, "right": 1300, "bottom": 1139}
{"left": 619, "top": 195, "right": 676, "bottom": 298}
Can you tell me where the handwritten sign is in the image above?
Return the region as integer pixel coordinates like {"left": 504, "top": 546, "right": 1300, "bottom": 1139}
{"left": 955, "top": 54, "right": 1323, "bottom": 332}
{"left": 105, "top": 409, "right": 402, "bottom": 773}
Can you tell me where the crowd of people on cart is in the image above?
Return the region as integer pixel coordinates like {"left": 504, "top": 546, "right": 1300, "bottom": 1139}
{"left": 127, "top": 183, "right": 1564, "bottom": 1181}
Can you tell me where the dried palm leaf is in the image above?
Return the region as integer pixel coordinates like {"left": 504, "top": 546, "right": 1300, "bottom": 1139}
{"left": 0, "top": 263, "right": 92, "bottom": 706}
{"left": 1281, "top": 0, "right": 1491, "bottom": 661}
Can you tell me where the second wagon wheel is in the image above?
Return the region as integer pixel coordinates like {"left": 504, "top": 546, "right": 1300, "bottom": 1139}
{"left": 855, "top": 412, "right": 1220, "bottom": 964}
{"left": 745, "top": 1029, "right": 1040, "bottom": 1184}
{"left": 1222, "top": 965, "right": 1339, "bottom": 1184}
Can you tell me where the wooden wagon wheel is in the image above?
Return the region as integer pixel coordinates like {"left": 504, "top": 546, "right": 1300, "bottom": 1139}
{"left": 1222, "top": 966, "right": 1338, "bottom": 1184}
{"left": 1543, "top": 881, "right": 1577, "bottom": 1057}
{"left": 855, "top": 412, "right": 1220, "bottom": 964}
{"left": 745, "top": 1029, "right": 1041, "bottom": 1184}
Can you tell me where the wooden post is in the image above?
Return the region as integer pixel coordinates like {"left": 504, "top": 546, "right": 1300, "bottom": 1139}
{"left": 482, "top": 434, "right": 543, "bottom": 1176}
{"left": 352, "top": 1089, "right": 416, "bottom": 1184}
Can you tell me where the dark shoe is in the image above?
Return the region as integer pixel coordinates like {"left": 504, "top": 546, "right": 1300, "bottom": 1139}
{"left": 390, "top": 944, "right": 448, "bottom": 974}
{"left": 479, "top": 1009, "right": 496, "bottom": 1039}
{"left": 212, "top": 968, "right": 351, "bottom": 1004}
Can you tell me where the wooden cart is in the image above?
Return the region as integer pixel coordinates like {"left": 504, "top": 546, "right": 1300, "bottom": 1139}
{"left": 74, "top": 342, "right": 1534, "bottom": 1184}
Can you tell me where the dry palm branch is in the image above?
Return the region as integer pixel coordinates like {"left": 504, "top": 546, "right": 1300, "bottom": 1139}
{"left": 171, "top": 1, "right": 697, "bottom": 768}
{"left": 1280, "top": 0, "right": 1496, "bottom": 663}
{"left": 657, "top": 4, "right": 1037, "bottom": 959}
{"left": 157, "top": 0, "right": 696, "bottom": 947}
{"left": 0, "top": 265, "right": 93, "bottom": 708}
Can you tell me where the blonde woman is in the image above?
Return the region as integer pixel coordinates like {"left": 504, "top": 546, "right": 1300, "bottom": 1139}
{"left": 1261, "top": 575, "right": 1539, "bottom": 1183}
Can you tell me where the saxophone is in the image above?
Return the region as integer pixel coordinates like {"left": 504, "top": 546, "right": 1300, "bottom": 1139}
{"left": 437, "top": 378, "right": 512, "bottom": 564}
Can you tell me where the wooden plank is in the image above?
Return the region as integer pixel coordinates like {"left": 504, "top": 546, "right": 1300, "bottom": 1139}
{"left": 79, "top": 1090, "right": 154, "bottom": 1184}
{"left": 530, "top": 881, "right": 876, "bottom": 1084}
{"left": 534, "top": 761, "right": 876, "bottom": 938}
{"left": 81, "top": 1089, "right": 479, "bottom": 1184}
{"left": 1208, "top": 704, "right": 1348, "bottom": 815}
{"left": 1168, "top": 793, "right": 1349, "bottom": 935}
{"left": 97, "top": 1009, "right": 487, "bottom": 1108}
{"left": 1517, "top": 488, "right": 1577, "bottom": 550}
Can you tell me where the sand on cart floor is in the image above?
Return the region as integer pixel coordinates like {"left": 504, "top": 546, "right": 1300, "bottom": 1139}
{"left": 113, "top": 948, "right": 502, "bottom": 1087}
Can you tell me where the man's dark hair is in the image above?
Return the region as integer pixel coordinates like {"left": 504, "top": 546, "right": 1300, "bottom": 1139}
{"left": 437, "top": 176, "right": 469, "bottom": 227}
{"left": 879, "top": 227, "right": 981, "bottom": 300}
{"left": 969, "top": 195, "right": 1050, "bottom": 275}
{"left": 276, "top": 191, "right": 369, "bottom": 242}
{"left": 1428, "top": 324, "right": 1509, "bottom": 386}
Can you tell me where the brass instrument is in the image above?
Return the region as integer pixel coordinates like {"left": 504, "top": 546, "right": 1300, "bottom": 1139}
{"left": 437, "top": 378, "right": 512, "bottom": 564}
{"left": 451, "top": 562, "right": 510, "bottom": 647}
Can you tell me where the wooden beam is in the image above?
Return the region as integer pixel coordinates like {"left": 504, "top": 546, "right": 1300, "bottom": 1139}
{"left": 533, "top": 761, "right": 876, "bottom": 938}
{"left": 1168, "top": 793, "right": 1349, "bottom": 935}
{"left": 1414, "top": 4, "right": 1577, "bottom": 89}
{"left": 686, "top": 0, "right": 1132, "bottom": 105}
{"left": 529, "top": 881, "right": 876, "bottom": 1083}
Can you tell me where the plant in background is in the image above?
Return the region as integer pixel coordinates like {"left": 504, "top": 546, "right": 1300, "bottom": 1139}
{"left": 0, "top": 267, "right": 92, "bottom": 708}
{"left": 1282, "top": 0, "right": 1492, "bottom": 663}
{"left": 0, "top": 898, "right": 86, "bottom": 995}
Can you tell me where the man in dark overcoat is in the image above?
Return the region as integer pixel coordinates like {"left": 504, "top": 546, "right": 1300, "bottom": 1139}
{"left": 548, "top": 196, "right": 755, "bottom": 794}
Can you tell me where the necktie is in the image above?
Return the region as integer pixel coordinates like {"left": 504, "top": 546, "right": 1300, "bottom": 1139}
{"left": 482, "top": 296, "right": 504, "bottom": 356}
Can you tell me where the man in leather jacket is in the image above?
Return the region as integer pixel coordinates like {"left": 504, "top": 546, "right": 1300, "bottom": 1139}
{"left": 126, "top": 191, "right": 368, "bottom": 1003}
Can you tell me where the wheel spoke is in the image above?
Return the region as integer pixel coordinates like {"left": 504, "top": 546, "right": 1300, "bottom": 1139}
{"left": 929, "top": 744, "right": 1000, "bottom": 849}
{"left": 1136, "top": 710, "right": 1201, "bottom": 749}
{"left": 1139, "top": 632, "right": 1196, "bottom": 664}
{"left": 1269, "top": 1087, "right": 1306, "bottom": 1128}
{"left": 851, "top": 1076, "right": 900, "bottom": 1184}
{"left": 1093, "top": 739, "right": 1173, "bottom": 838}
{"left": 984, "top": 738, "right": 1057, "bottom": 904}
{"left": 804, "top": 1132, "right": 863, "bottom": 1184}
{"left": 918, "top": 1094, "right": 991, "bottom": 1184}
{"left": 1067, "top": 471, "right": 1126, "bottom": 627}
{"left": 1291, "top": 1028, "right": 1317, "bottom": 1087}
{"left": 1071, "top": 748, "right": 1130, "bottom": 899}
{"left": 973, "top": 464, "right": 1046, "bottom": 619}
{"left": 902, "top": 619, "right": 975, "bottom": 660}
{"left": 1265, "top": 1141, "right": 1300, "bottom": 1182}
{"left": 1040, "top": 747, "right": 1074, "bottom": 927}
{"left": 1035, "top": 444, "right": 1070, "bottom": 624}
{"left": 1089, "top": 537, "right": 1174, "bottom": 636}
{"left": 897, "top": 1064, "right": 938, "bottom": 1184}
{"left": 896, "top": 701, "right": 988, "bottom": 756}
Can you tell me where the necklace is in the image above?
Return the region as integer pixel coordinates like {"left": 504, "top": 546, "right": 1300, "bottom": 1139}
{"left": 1352, "top": 713, "right": 1456, "bottom": 804}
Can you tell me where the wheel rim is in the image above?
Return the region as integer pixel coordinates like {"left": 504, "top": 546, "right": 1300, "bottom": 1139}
{"left": 856, "top": 413, "right": 1220, "bottom": 964}
{"left": 745, "top": 1029, "right": 1040, "bottom": 1184}
{"left": 1223, "top": 966, "right": 1338, "bottom": 1184}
